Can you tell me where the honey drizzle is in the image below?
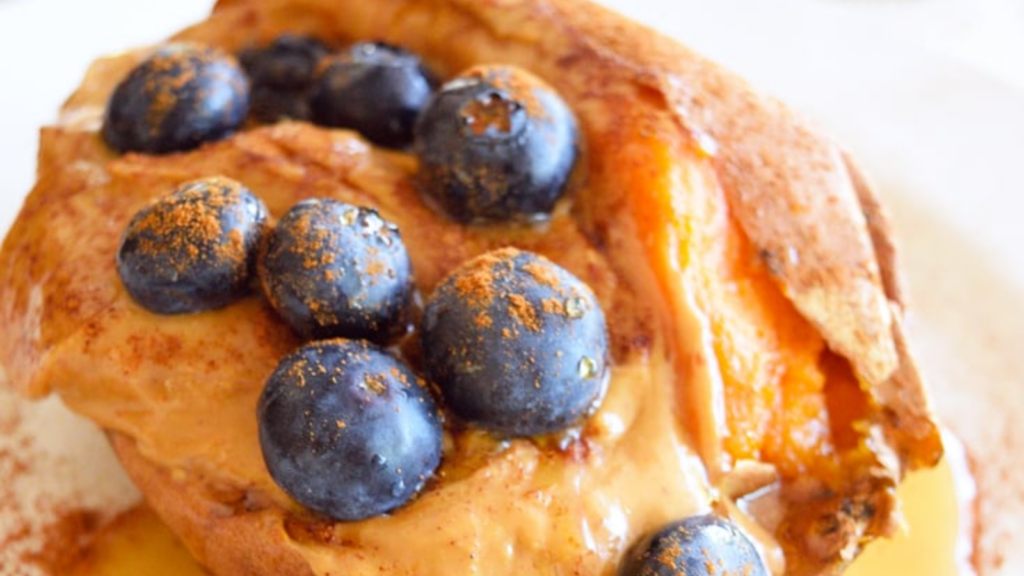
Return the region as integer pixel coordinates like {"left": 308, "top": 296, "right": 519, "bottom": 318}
{"left": 60, "top": 437, "right": 976, "bottom": 576}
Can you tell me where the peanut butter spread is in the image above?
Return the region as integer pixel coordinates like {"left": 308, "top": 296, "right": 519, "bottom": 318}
{"left": 0, "top": 0, "right": 946, "bottom": 575}
{"left": 8, "top": 115, "right": 718, "bottom": 575}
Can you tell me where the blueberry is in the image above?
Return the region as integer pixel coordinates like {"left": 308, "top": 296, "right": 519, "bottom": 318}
{"left": 420, "top": 248, "right": 607, "bottom": 437}
{"left": 413, "top": 65, "right": 578, "bottom": 223}
{"left": 248, "top": 86, "right": 314, "bottom": 124}
{"left": 116, "top": 177, "right": 268, "bottom": 314}
{"left": 103, "top": 44, "right": 250, "bottom": 154}
{"left": 240, "top": 34, "right": 330, "bottom": 89}
{"left": 310, "top": 42, "right": 435, "bottom": 148}
{"left": 619, "top": 515, "right": 768, "bottom": 576}
{"left": 259, "top": 198, "right": 414, "bottom": 343}
{"left": 258, "top": 339, "right": 443, "bottom": 521}
{"left": 239, "top": 34, "right": 329, "bottom": 123}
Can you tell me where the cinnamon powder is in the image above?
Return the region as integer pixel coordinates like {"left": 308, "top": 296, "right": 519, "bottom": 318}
{"left": 138, "top": 46, "right": 245, "bottom": 140}
{"left": 132, "top": 177, "right": 252, "bottom": 278}
{"left": 507, "top": 294, "right": 541, "bottom": 332}
{"left": 0, "top": 390, "right": 139, "bottom": 576}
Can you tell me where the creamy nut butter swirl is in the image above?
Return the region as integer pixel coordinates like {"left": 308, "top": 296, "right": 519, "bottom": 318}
{"left": 0, "top": 0, "right": 946, "bottom": 575}
{"left": 7, "top": 114, "right": 715, "bottom": 572}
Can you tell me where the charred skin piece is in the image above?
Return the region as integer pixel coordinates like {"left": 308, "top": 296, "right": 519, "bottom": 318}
{"left": 103, "top": 43, "right": 250, "bottom": 154}
{"left": 117, "top": 176, "right": 268, "bottom": 314}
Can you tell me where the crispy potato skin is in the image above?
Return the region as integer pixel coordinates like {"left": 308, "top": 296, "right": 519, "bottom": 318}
{"left": 0, "top": 1, "right": 943, "bottom": 575}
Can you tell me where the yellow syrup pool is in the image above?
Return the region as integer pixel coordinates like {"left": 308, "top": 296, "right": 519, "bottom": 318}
{"left": 67, "top": 456, "right": 973, "bottom": 576}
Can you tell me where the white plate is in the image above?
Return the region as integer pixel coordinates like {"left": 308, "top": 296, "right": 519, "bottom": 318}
{"left": 0, "top": 0, "right": 1021, "bottom": 574}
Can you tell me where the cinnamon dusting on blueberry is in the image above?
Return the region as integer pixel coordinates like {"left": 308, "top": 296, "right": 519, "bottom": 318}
{"left": 542, "top": 297, "right": 566, "bottom": 316}
{"left": 258, "top": 199, "right": 413, "bottom": 343}
{"left": 523, "top": 260, "right": 561, "bottom": 288}
{"left": 116, "top": 176, "right": 267, "bottom": 314}
{"left": 421, "top": 248, "right": 608, "bottom": 437}
{"left": 463, "top": 66, "right": 548, "bottom": 123}
{"left": 103, "top": 44, "right": 249, "bottom": 154}
{"left": 507, "top": 293, "right": 541, "bottom": 332}
{"left": 132, "top": 181, "right": 247, "bottom": 275}
{"left": 463, "top": 93, "right": 518, "bottom": 136}
{"left": 414, "top": 65, "right": 578, "bottom": 222}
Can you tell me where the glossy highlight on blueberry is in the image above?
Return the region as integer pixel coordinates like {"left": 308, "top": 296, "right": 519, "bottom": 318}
{"left": 116, "top": 176, "right": 268, "bottom": 314}
{"left": 414, "top": 65, "right": 578, "bottom": 223}
{"left": 421, "top": 248, "right": 607, "bottom": 437}
{"left": 239, "top": 34, "right": 329, "bottom": 123}
{"left": 619, "top": 515, "right": 768, "bottom": 576}
{"left": 258, "top": 339, "right": 443, "bottom": 522}
{"left": 258, "top": 198, "right": 414, "bottom": 343}
{"left": 102, "top": 43, "right": 250, "bottom": 154}
{"left": 310, "top": 42, "right": 435, "bottom": 148}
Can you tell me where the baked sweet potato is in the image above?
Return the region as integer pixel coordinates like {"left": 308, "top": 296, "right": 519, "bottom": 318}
{"left": 0, "top": 0, "right": 943, "bottom": 574}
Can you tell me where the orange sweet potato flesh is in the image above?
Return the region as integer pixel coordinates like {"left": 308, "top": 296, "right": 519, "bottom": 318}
{"left": 626, "top": 138, "right": 855, "bottom": 481}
